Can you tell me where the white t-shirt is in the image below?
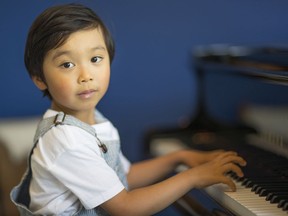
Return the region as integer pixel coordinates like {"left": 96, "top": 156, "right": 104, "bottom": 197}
{"left": 29, "top": 109, "right": 130, "bottom": 215}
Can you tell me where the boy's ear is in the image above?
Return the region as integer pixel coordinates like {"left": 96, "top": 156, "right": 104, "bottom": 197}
{"left": 32, "top": 76, "right": 47, "bottom": 90}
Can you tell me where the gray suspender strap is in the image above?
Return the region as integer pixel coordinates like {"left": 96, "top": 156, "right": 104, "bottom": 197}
{"left": 34, "top": 112, "right": 108, "bottom": 153}
{"left": 34, "top": 112, "right": 94, "bottom": 142}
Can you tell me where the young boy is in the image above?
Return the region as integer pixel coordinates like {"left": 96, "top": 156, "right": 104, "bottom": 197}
{"left": 11, "top": 3, "right": 246, "bottom": 216}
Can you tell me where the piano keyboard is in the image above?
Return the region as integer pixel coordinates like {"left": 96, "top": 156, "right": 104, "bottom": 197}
{"left": 205, "top": 177, "right": 287, "bottom": 216}
{"left": 150, "top": 137, "right": 288, "bottom": 216}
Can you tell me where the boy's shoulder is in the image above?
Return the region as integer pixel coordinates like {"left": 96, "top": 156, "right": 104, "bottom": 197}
{"left": 33, "top": 111, "right": 103, "bottom": 166}
{"left": 37, "top": 109, "right": 100, "bottom": 151}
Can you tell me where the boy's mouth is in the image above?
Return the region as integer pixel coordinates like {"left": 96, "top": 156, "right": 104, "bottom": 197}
{"left": 78, "top": 89, "right": 97, "bottom": 99}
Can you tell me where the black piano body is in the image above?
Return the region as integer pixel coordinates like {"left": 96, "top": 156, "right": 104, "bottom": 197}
{"left": 146, "top": 45, "right": 288, "bottom": 216}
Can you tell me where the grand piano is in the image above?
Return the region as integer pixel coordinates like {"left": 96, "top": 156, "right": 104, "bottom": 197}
{"left": 146, "top": 45, "right": 288, "bottom": 216}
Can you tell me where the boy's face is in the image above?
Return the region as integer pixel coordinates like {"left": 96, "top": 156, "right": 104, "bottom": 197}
{"left": 33, "top": 28, "right": 110, "bottom": 122}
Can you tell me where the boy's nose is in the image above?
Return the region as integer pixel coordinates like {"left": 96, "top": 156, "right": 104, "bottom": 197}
{"left": 78, "top": 69, "right": 93, "bottom": 83}
{"left": 79, "top": 76, "right": 93, "bottom": 83}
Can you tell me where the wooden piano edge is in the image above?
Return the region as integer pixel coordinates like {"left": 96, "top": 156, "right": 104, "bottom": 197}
{"left": 173, "top": 189, "right": 237, "bottom": 216}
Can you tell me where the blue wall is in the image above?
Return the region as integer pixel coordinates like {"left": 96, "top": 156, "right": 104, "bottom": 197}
{"left": 1, "top": 0, "right": 288, "bottom": 162}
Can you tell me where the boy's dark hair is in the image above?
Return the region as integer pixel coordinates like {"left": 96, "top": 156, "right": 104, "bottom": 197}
{"left": 25, "top": 3, "right": 115, "bottom": 98}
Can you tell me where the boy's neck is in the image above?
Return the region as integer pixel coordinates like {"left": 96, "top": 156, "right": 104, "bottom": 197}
{"left": 50, "top": 103, "right": 96, "bottom": 125}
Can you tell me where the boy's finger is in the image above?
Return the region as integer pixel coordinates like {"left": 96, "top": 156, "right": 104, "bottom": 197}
{"left": 222, "top": 177, "right": 236, "bottom": 192}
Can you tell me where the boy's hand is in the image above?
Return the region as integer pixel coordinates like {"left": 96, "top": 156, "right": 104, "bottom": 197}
{"left": 180, "top": 149, "right": 225, "bottom": 167}
{"left": 188, "top": 151, "right": 246, "bottom": 191}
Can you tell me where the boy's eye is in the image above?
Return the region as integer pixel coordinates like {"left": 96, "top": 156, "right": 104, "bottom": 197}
{"left": 91, "top": 56, "right": 103, "bottom": 63}
{"left": 61, "top": 62, "right": 75, "bottom": 68}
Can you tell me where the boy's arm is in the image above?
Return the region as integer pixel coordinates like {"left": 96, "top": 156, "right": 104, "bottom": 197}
{"left": 127, "top": 151, "right": 182, "bottom": 189}
{"left": 127, "top": 149, "right": 224, "bottom": 189}
{"left": 102, "top": 151, "right": 246, "bottom": 216}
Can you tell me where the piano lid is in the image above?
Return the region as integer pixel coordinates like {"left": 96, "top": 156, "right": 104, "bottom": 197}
{"left": 193, "top": 44, "right": 288, "bottom": 85}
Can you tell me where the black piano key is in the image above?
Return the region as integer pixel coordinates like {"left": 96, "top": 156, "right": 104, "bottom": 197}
{"left": 251, "top": 182, "right": 288, "bottom": 193}
{"left": 258, "top": 187, "right": 288, "bottom": 197}
{"left": 259, "top": 189, "right": 288, "bottom": 197}
{"left": 265, "top": 191, "right": 288, "bottom": 201}
{"left": 278, "top": 199, "right": 286, "bottom": 208}
{"left": 251, "top": 184, "right": 285, "bottom": 194}
{"left": 251, "top": 182, "right": 280, "bottom": 193}
{"left": 242, "top": 177, "right": 287, "bottom": 183}
{"left": 283, "top": 202, "right": 288, "bottom": 211}
{"left": 266, "top": 194, "right": 288, "bottom": 203}
{"left": 242, "top": 178, "right": 287, "bottom": 188}
{"left": 241, "top": 178, "right": 250, "bottom": 186}
{"left": 233, "top": 175, "right": 244, "bottom": 182}
{"left": 255, "top": 186, "right": 263, "bottom": 194}
{"left": 266, "top": 193, "right": 274, "bottom": 201}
